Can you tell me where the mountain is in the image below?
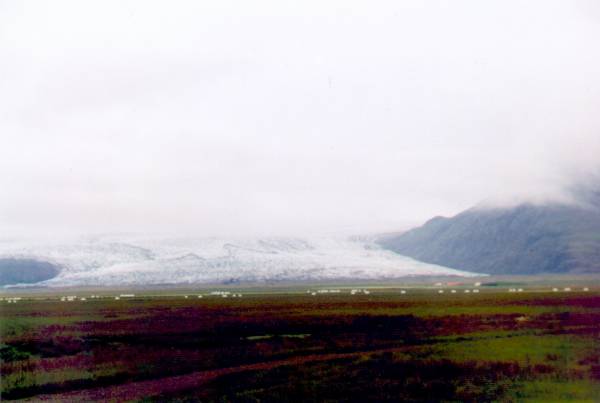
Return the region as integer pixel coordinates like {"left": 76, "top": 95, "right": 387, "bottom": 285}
{"left": 0, "top": 258, "right": 61, "bottom": 286}
{"left": 0, "top": 236, "right": 479, "bottom": 287}
{"left": 378, "top": 197, "right": 600, "bottom": 275}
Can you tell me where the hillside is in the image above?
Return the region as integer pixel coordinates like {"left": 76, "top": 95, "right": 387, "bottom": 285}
{"left": 378, "top": 200, "right": 600, "bottom": 275}
{"left": 0, "top": 258, "right": 61, "bottom": 285}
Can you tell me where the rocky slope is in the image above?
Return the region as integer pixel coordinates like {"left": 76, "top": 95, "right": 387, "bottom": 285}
{"left": 378, "top": 196, "right": 600, "bottom": 275}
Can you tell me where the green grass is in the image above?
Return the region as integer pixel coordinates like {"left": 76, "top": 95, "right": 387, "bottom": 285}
{"left": 1, "top": 363, "right": 123, "bottom": 392}
{"left": 433, "top": 334, "right": 595, "bottom": 367}
{"left": 509, "top": 379, "right": 600, "bottom": 402}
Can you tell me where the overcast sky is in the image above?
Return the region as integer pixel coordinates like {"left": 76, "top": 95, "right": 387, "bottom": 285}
{"left": 1, "top": 0, "right": 600, "bottom": 237}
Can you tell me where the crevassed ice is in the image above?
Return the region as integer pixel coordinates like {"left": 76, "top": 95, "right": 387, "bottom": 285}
{"left": 0, "top": 236, "right": 482, "bottom": 286}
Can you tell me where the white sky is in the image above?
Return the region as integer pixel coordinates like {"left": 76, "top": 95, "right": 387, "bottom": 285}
{"left": 1, "top": 0, "right": 600, "bottom": 237}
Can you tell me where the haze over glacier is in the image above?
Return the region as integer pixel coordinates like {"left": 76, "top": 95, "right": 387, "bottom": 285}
{"left": 0, "top": 235, "right": 479, "bottom": 287}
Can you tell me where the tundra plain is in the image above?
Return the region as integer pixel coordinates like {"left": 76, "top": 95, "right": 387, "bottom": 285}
{"left": 1, "top": 282, "right": 600, "bottom": 401}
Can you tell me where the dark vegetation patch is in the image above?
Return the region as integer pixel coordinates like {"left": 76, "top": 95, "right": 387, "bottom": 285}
{"left": 152, "top": 355, "right": 552, "bottom": 402}
{"left": 0, "top": 344, "right": 31, "bottom": 362}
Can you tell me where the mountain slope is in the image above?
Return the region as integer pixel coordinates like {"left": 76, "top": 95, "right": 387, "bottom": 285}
{"left": 378, "top": 202, "right": 600, "bottom": 275}
{"left": 0, "top": 258, "right": 61, "bottom": 285}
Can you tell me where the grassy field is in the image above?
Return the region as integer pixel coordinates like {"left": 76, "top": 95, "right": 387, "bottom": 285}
{"left": 1, "top": 284, "right": 599, "bottom": 401}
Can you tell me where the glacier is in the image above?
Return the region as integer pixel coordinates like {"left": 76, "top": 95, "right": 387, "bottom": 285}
{"left": 0, "top": 235, "right": 481, "bottom": 287}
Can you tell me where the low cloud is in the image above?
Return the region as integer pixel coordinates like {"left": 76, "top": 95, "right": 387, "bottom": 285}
{"left": 1, "top": 0, "right": 599, "bottom": 237}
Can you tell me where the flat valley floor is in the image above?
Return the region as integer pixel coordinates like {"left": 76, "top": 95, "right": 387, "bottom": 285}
{"left": 1, "top": 284, "right": 600, "bottom": 401}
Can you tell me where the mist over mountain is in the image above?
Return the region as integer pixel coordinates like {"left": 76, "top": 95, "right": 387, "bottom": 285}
{"left": 3, "top": 2, "right": 600, "bottom": 239}
{"left": 378, "top": 183, "right": 600, "bottom": 275}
